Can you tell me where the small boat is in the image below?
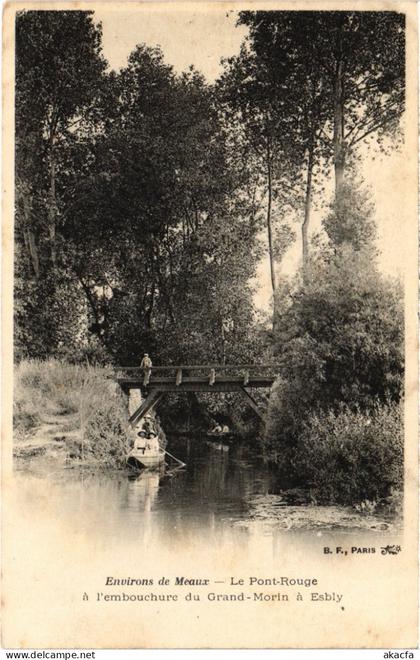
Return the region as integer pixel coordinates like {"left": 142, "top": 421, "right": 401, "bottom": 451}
{"left": 127, "top": 447, "right": 165, "bottom": 471}
{"left": 128, "top": 420, "right": 165, "bottom": 470}
{"left": 206, "top": 431, "right": 232, "bottom": 438}
{"left": 206, "top": 430, "right": 235, "bottom": 442}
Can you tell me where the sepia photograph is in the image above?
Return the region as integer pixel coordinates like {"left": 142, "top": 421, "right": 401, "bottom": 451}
{"left": 2, "top": 1, "right": 418, "bottom": 649}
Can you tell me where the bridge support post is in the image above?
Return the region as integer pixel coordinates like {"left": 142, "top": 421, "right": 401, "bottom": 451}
{"left": 239, "top": 387, "right": 266, "bottom": 421}
{"left": 129, "top": 388, "right": 164, "bottom": 426}
{"left": 128, "top": 388, "right": 143, "bottom": 417}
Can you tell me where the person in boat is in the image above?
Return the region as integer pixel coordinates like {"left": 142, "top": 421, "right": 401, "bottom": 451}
{"left": 145, "top": 415, "right": 159, "bottom": 438}
{"left": 143, "top": 419, "right": 153, "bottom": 437}
{"left": 146, "top": 432, "right": 160, "bottom": 454}
{"left": 222, "top": 424, "right": 230, "bottom": 434}
{"left": 140, "top": 353, "right": 152, "bottom": 386}
{"left": 134, "top": 430, "right": 147, "bottom": 454}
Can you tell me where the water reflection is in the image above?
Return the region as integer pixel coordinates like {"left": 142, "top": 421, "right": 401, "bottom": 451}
{"left": 126, "top": 471, "right": 161, "bottom": 512}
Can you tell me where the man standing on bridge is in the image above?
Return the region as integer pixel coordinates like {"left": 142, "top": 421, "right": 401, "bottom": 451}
{"left": 140, "top": 353, "right": 152, "bottom": 386}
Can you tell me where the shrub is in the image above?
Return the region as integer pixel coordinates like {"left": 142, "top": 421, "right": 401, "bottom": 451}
{"left": 82, "top": 398, "right": 130, "bottom": 467}
{"left": 288, "top": 403, "right": 403, "bottom": 505}
{"left": 268, "top": 184, "right": 404, "bottom": 458}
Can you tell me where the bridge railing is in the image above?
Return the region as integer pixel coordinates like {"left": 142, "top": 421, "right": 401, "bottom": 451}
{"left": 114, "top": 364, "right": 278, "bottom": 375}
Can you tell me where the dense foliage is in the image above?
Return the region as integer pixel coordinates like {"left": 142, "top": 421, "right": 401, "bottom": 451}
{"left": 15, "top": 11, "right": 264, "bottom": 366}
{"left": 265, "top": 183, "right": 404, "bottom": 500}
{"left": 15, "top": 9, "right": 405, "bottom": 362}
{"left": 290, "top": 403, "right": 403, "bottom": 504}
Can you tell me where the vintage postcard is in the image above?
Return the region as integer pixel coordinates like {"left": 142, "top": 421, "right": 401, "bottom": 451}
{"left": 2, "top": 0, "right": 418, "bottom": 649}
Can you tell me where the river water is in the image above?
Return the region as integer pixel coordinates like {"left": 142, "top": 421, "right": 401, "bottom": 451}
{"left": 14, "top": 435, "right": 400, "bottom": 547}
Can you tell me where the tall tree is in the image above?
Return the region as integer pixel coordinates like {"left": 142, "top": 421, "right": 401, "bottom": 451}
{"left": 240, "top": 11, "right": 405, "bottom": 192}
{"left": 16, "top": 10, "right": 106, "bottom": 270}
{"left": 235, "top": 10, "right": 405, "bottom": 262}
{"left": 218, "top": 45, "right": 300, "bottom": 293}
{"left": 60, "top": 45, "right": 263, "bottom": 363}
{"left": 317, "top": 11, "right": 405, "bottom": 196}
{"left": 15, "top": 10, "right": 106, "bottom": 357}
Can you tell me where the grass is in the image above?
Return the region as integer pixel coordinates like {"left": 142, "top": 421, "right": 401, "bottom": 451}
{"left": 14, "top": 359, "right": 131, "bottom": 467}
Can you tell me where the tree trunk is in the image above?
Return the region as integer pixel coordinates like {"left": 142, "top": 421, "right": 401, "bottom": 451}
{"left": 333, "top": 58, "right": 345, "bottom": 198}
{"left": 302, "top": 140, "right": 314, "bottom": 273}
{"left": 49, "top": 138, "right": 57, "bottom": 266}
{"left": 25, "top": 228, "right": 40, "bottom": 279}
{"left": 145, "top": 249, "right": 156, "bottom": 329}
{"left": 77, "top": 274, "right": 113, "bottom": 354}
{"left": 21, "top": 191, "right": 40, "bottom": 278}
{"left": 266, "top": 140, "right": 276, "bottom": 293}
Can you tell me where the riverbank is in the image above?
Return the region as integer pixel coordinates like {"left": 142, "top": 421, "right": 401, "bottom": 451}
{"left": 14, "top": 359, "right": 131, "bottom": 468}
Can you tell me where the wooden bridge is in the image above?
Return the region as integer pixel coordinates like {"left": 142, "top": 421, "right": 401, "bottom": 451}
{"left": 115, "top": 365, "right": 278, "bottom": 425}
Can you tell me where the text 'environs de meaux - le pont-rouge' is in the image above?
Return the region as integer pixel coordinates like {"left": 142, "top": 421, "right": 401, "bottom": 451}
{"left": 105, "top": 576, "right": 319, "bottom": 587}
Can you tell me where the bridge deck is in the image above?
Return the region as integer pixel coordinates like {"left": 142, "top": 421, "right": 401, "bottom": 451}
{"left": 115, "top": 365, "right": 277, "bottom": 424}
{"left": 117, "top": 376, "right": 275, "bottom": 391}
